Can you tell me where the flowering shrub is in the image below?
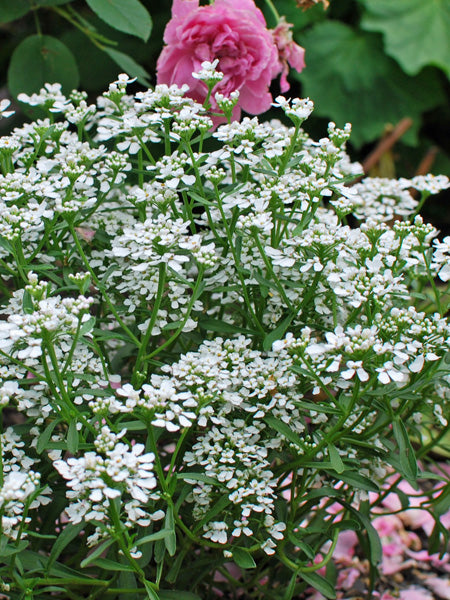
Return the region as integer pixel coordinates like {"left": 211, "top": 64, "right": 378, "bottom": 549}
{"left": 157, "top": 0, "right": 304, "bottom": 117}
{"left": 0, "top": 66, "right": 449, "bottom": 599}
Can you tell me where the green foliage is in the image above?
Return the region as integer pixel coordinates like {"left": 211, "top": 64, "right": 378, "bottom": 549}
{"left": 361, "top": 0, "right": 450, "bottom": 77}
{"left": 7, "top": 34, "right": 79, "bottom": 97}
{"left": 85, "top": 0, "right": 152, "bottom": 41}
{"left": 293, "top": 22, "right": 445, "bottom": 147}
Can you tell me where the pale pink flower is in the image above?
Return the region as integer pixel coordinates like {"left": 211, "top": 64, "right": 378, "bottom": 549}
{"left": 271, "top": 17, "right": 305, "bottom": 92}
{"left": 157, "top": 0, "right": 281, "bottom": 118}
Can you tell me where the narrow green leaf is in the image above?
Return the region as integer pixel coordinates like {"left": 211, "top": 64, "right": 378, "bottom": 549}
{"left": 80, "top": 538, "right": 115, "bottom": 568}
{"left": 67, "top": 420, "right": 79, "bottom": 454}
{"left": 299, "top": 571, "right": 336, "bottom": 599}
{"left": 392, "top": 418, "right": 417, "bottom": 480}
{"left": 89, "top": 558, "right": 134, "bottom": 572}
{"left": 232, "top": 547, "right": 256, "bottom": 569}
{"left": 135, "top": 529, "right": 174, "bottom": 547}
{"left": 263, "top": 313, "right": 294, "bottom": 351}
{"left": 333, "top": 470, "right": 380, "bottom": 493}
{"left": 48, "top": 523, "right": 85, "bottom": 569}
{"left": 164, "top": 507, "right": 177, "bottom": 557}
{"left": 80, "top": 316, "right": 96, "bottom": 336}
{"left": 36, "top": 419, "right": 61, "bottom": 454}
{"left": 22, "top": 290, "right": 34, "bottom": 314}
{"left": 0, "top": 235, "right": 12, "bottom": 253}
{"left": 264, "top": 416, "right": 305, "bottom": 450}
{"left": 8, "top": 35, "right": 79, "bottom": 98}
{"left": 159, "top": 592, "right": 202, "bottom": 600}
{"left": 327, "top": 444, "right": 345, "bottom": 474}
{"left": 176, "top": 472, "right": 218, "bottom": 486}
{"left": 86, "top": 0, "right": 152, "bottom": 41}
{"left": 102, "top": 47, "right": 151, "bottom": 86}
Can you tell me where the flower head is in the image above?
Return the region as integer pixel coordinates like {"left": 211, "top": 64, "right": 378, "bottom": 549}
{"left": 156, "top": 0, "right": 281, "bottom": 118}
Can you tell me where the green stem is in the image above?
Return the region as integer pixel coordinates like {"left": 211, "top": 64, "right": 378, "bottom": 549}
{"left": 132, "top": 263, "right": 166, "bottom": 386}
{"left": 69, "top": 223, "right": 141, "bottom": 347}
{"left": 142, "top": 266, "right": 205, "bottom": 361}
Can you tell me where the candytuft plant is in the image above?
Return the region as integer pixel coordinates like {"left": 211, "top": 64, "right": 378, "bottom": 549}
{"left": 0, "top": 66, "right": 449, "bottom": 599}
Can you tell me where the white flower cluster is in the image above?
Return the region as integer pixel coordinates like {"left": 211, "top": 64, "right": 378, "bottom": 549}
{"left": 54, "top": 428, "right": 161, "bottom": 545}
{"left": 0, "top": 428, "right": 51, "bottom": 539}
{"left": 1, "top": 77, "right": 449, "bottom": 576}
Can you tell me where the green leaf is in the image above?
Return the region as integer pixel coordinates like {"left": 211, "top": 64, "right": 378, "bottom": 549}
{"left": 0, "top": 235, "right": 12, "bottom": 254}
{"left": 264, "top": 416, "right": 305, "bottom": 450}
{"left": 327, "top": 444, "right": 345, "bottom": 474}
{"left": 8, "top": 35, "right": 79, "bottom": 98}
{"left": 85, "top": 0, "right": 152, "bottom": 41}
{"left": 392, "top": 418, "right": 418, "bottom": 480}
{"left": 263, "top": 313, "right": 294, "bottom": 351}
{"left": 232, "top": 547, "right": 256, "bottom": 569}
{"left": 299, "top": 571, "right": 336, "bottom": 599}
{"left": 49, "top": 523, "right": 85, "bottom": 569}
{"left": 198, "top": 318, "right": 255, "bottom": 336}
{"left": 361, "top": 0, "right": 450, "bottom": 77}
{"left": 0, "top": 0, "right": 29, "bottom": 22}
{"left": 80, "top": 538, "right": 115, "bottom": 568}
{"left": 176, "top": 472, "right": 218, "bottom": 486}
{"left": 80, "top": 316, "right": 96, "bottom": 336}
{"left": 164, "top": 507, "right": 177, "bottom": 557}
{"left": 159, "top": 592, "right": 201, "bottom": 600}
{"left": 333, "top": 470, "right": 380, "bottom": 493}
{"left": 36, "top": 419, "right": 61, "bottom": 454}
{"left": 35, "top": 0, "right": 73, "bottom": 5}
{"left": 135, "top": 529, "right": 174, "bottom": 547}
{"left": 67, "top": 420, "right": 79, "bottom": 454}
{"left": 103, "top": 47, "right": 151, "bottom": 86}
{"left": 90, "top": 558, "right": 135, "bottom": 572}
{"left": 22, "top": 290, "right": 34, "bottom": 315}
{"left": 294, "top": 22, "right": 445, "bottom": 147}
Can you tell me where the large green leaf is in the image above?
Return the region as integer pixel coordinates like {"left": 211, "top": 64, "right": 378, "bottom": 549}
{"left": 8, "top": 35, "right": 79, "bottom": 98}
{"left": 104, "top": 47, "right": 151, "bottom": 86}
{"left": 294, "top": 22, "right": 445, "bottom": 146}
{"left": 361, "top": 0, "right": 450, "bottom": 77}
{"left": 0, "top": 0, "right": 29, "bottom": 22}
{"left": 85, "top": 0, "right": 152, "bottom": 41}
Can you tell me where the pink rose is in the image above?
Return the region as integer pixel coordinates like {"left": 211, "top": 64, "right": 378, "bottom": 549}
{"left": 156, "top": 0, "right": 282, "bottom": 118}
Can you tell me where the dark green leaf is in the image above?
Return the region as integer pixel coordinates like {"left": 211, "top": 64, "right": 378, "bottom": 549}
{"left": 232, "top": 547, "right": 256, "bottom": 569}
{"left": 103, "top": 47, "right": 151, "bottom": 86}
{"left": 164, "top": 507, "right": 177, "bottom": 557}
{"left": 299, "top": 571, "right": 336, "bottom": 599}
{"left": 36, "top": 419, "right": 61, "bottom": 454}
{"left": 327, "top": 444, "right": 345, "bottom": 474}
{"left": 86, "top": 0, "right": 152, "bottom": 41}
{"left": 89, "top": 558, "right": 134, "bottom": 572}
{"left": 177, "top": 472, "right": 218, "bottom": 486}
{"left": 392, "top": 418, "right": 418, "bottom": 480}
{"left": 334, "top": 471, "right": 380, "bottom": 493}
{"left": 48, "top": 523, "right": 85, "bottom": 569}
{"left": 263, "top": 313, "right": 294, "bottom": 351}
{"left": 0, "top": 235, "right": 13, "bottom": 253}
{"left": 361, "top": 0, "right": 450, "bottom": 76}
{"left": 8, "top": 35, "right": 79, "bottom": 98}
{"left": 264, "top": 416, "right": 305, "bottom": 450}
{"left": 67, "top": 420, "right": 79, "bottom": 454}
{"left": 295, "top": 22, "right": 445, "bottom": 146}
{"left": 159, "top": 592, "right": 201, "bottom": 600}
{"left": 0, "top": 0, "right": 29, "bottom": 22}
{"left": 22, "top": 290, "right": 34, "bottom": 314}
{"left": 80, "top": 538, "right": 115, "bottom": 568}
{"left": 135, "top": 529, "right": 174, "bottom": 547}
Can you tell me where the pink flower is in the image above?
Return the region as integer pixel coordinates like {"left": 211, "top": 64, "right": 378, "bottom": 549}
{"left": 272, "top": 17, "right": 305, "bottom": 92}
{"left": 157, "top": 0, "right": 289, "bottom": 118}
